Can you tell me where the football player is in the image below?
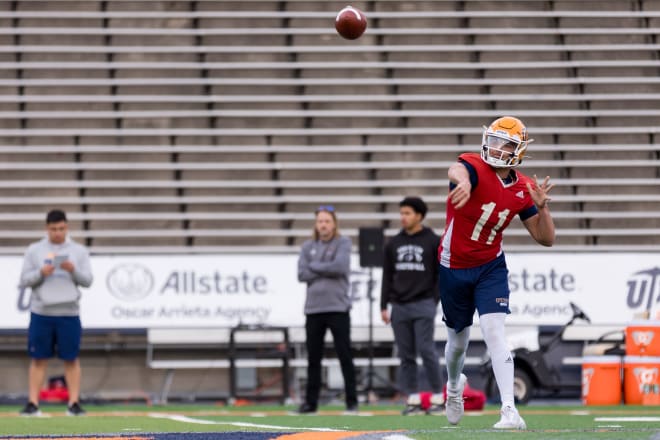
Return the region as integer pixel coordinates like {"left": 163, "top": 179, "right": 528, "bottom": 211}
{"left": 439, "top": 116, "right": 555, "bottom": 429}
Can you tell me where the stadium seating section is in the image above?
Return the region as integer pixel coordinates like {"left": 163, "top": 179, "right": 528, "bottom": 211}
{"left": 0, "top": 0, "right": 659, "bottom": 253}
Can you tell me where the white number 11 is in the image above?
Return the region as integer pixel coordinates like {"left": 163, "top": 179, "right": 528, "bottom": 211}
{"left": 470, "top": 202, "right": 510, "bottom": 245}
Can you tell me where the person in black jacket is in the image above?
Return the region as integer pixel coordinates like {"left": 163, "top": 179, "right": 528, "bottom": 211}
{"left": 380, "top": 197, "right": 443, "bottom": 412}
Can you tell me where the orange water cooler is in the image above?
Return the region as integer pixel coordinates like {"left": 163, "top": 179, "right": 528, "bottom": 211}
{"left": 624, "top": 320, "right": 660, "bottom": 405}
{"left": 581, "top": 356, "right": 622, "bottom": 405}
{"left": 626, "top": 321, "right": 660, "bottom": 356}
{"left": 623, "top": 355, "right": 660, "bottom": 405}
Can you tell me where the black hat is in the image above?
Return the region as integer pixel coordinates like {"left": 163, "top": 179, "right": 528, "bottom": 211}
{"left": 399, "top": 196, "right": 428, "bottom": 219}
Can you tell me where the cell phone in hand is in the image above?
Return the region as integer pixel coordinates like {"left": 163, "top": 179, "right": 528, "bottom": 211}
{"left": 53, "top": 255, "right": 68, "bottom": 268}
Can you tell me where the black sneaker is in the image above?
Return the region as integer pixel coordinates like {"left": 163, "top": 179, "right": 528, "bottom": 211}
{"left": 401, "top": 404, "right": 424, "bottom": 416}
{"left": 296, "top": 402, "right": 317, "bottom": 414}
{"left": 66, "top": 402, "right": 86, "bottom": 416}
{"left": 19, "top": 402, "right": 41, "bottom": 417}
{"left": 343, "top": 403, "right": 359, "bottom": 414}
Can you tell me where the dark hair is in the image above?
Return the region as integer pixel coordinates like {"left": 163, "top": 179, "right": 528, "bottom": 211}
{"left": 46, "top": 209, "right": 67, "bottom": 224}
{"left": 399, "top": 196, "right": 428, "bottom": 219}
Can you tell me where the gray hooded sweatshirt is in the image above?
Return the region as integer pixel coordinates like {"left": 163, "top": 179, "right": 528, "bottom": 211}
{"left": 297, "top": 235, "right": 352, "bottom": 315}
{"left": 20, "top": 237, "right": 93, "bottom": 316}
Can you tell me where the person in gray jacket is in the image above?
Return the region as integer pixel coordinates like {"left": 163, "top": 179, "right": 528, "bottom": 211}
{"left": 18, "top": 210, "right": 93, "bottom": 417}
{"left": 296, "top": 205, "right": 357, "bottom": 414}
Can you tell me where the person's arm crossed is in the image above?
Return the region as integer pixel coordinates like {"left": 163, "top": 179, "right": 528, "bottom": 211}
{"left": 307, "top": 237, "right": 351, "bottom": 277}
{"left": 298, "top": 242, "right": 320, "bottom": 283}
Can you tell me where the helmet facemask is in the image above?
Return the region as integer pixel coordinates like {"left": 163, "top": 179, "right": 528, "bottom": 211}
{"left": 480, "top": 117, "right": 532, "bottom": 168}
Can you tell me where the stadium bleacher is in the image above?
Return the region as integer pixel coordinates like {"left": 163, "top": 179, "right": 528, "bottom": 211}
{"left": 1, "top": 0, "right": 659, "bottom": 406}
{"left": 0, "top": 0, "right": 658, "bottom": 254}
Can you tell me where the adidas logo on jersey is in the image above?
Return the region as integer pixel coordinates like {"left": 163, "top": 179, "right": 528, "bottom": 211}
{"left": 515, "top": 191, "right": 524, "bottom": 199}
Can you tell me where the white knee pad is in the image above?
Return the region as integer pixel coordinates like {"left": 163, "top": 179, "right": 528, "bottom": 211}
{"left": 445, "top": 327, "right": 470, "bottom": 360}
{"left": 479, "top": 313, "right": 508, "bottom": 355}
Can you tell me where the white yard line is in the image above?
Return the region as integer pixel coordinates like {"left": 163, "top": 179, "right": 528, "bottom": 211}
{"left": 595, "top": 417, "right": 660, "bottom": 422}
{"left": 381, "top": 435, "right": 417, "bottom": 440}
{"left": 148, "top": 412, "right": 344, "bottom": 431}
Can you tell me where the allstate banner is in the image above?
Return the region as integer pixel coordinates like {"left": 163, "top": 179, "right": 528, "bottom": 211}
{"left": 0, "top": 253, "right": 658, "bottom": 329}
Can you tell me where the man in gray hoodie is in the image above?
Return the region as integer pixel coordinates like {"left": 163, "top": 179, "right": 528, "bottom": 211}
{"left": 296, "top": 205, "right": 357, "bottom": 414}
{"left": 18, "top": 210, "right": 93, "bottom": 417}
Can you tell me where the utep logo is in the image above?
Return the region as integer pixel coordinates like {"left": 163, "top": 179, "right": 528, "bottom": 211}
{"left": 106, "top": 263, "right": 154, "bottom": 301}
{"left": 626, "top": 267, "right": 660, "bottom": 314}
{"left": 632, "top": 331, "right": 655, "bottom": 349}
{"left": 633, "top": 366, "right": 659, "bottom": 394}
{"left": 582, "top": 367, "right": 594, "bottom": 398}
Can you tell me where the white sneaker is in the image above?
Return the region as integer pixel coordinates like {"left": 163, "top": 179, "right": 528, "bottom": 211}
{"left": 493, "top": 405, "right": 527, "bottom": 430}
{"left": 402, "top": 393, "right": 423, "bottom": 415}
{"left": 425, "top": 393, "right": 445, "bottom": 415}
{"left": 430, "top": 392, "right": 444, "bottom": 407}
{"left": 445, "top": 373, "right": 467, "bottom": 425}
{"left": 406, "top": 393, "right": 421, "bottom": 406}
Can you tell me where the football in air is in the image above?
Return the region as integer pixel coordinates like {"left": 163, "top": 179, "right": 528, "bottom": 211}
{"left": 335, "top": 6, "right": 367, "bottom": 40}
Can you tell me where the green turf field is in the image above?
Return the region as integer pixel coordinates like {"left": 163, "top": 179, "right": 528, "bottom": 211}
{"left": 0, "top": 404, "right": 658, "bottom": 439}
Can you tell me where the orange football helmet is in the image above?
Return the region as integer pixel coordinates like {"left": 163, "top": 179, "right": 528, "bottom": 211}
{"left": 481, "top": 116, "right": 531, "bottom": 168}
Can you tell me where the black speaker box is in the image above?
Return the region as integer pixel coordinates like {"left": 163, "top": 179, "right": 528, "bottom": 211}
{"left": 358, "top": 227, "right": 384, "bottom": 268}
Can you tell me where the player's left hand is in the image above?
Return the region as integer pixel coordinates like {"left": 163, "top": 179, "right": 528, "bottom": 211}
{"left": 449, "top": 180, "right": 472, "bottom": 209}
{"left": 526, "top": 175, "right": 554, "bottom": 209}
{"left": 60, "top": 260, "right": 75, "bottom": 273}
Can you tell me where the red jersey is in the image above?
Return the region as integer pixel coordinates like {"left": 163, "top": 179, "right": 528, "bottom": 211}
{"left": 439, "top": 152, "right": 536, "bottom": 269}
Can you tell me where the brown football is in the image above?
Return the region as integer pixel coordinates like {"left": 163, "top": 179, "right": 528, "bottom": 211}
{"left": 335, "top": 6, "right": 367, "bottom": 40}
